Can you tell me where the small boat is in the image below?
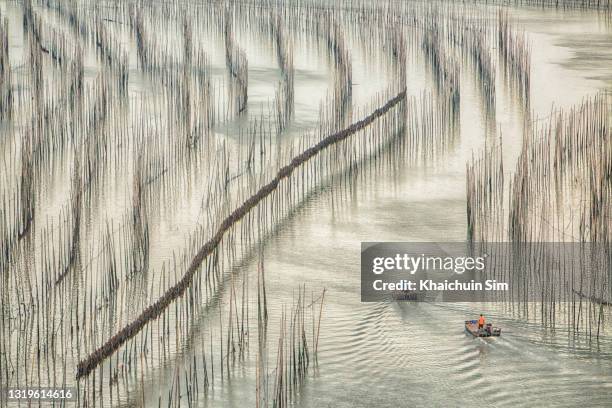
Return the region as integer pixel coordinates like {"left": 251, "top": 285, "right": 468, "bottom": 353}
{"left": 465, "top": 320, "right": 501, "bottom": 337}
{"left": 392, "top": 290, "right": 426, "bottom": 301}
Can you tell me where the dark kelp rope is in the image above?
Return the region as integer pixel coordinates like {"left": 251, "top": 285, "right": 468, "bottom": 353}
{"left": 76, "top": 89, "right": 406, "bottom": 378}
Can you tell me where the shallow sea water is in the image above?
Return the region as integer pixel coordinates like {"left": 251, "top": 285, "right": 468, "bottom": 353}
{"left": 2, "top": 2, "right": 612, "bottom": 407}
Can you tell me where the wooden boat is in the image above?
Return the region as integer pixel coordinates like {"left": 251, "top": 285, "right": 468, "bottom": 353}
{"left": 465, "top": 320, "right": 501, "bottom": 337}
{"left": 392, "top": 290, "right": 426, "bottom": 301}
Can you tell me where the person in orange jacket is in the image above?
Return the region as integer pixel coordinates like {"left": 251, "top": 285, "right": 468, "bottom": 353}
{"left": 478, "top": 314, "right": 485, "bottom": 329}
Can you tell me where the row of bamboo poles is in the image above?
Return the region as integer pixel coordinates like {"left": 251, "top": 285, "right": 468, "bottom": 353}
{"left": 466, "top": 92, "right": 612, "bottom": 338}
{"left": 75, "top": 89, "right": 407, "bottom": 378}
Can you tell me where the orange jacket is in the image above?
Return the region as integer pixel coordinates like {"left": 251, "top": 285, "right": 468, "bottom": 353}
{"left": 478, "top": 316, "right": 485, "bottom": 325}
